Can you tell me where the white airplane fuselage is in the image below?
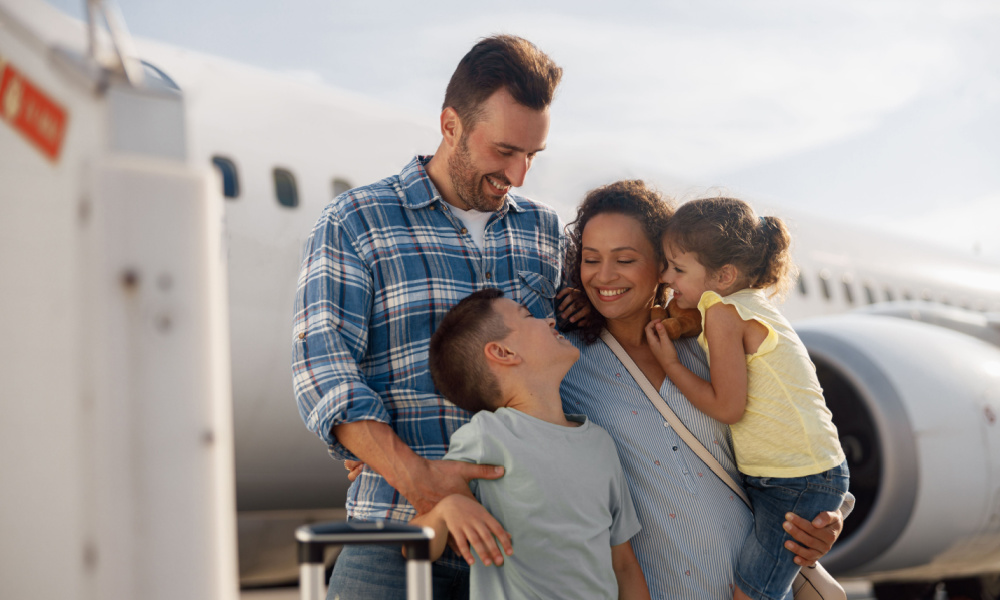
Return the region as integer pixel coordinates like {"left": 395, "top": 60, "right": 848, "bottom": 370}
{"left": 6, "top": 1, "right": 1000, "bottom": 594}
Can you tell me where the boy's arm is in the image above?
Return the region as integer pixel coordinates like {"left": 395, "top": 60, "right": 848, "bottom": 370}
{"left": 407, "top": 494, "right": 513, "bottom": 566}
{"left": 645, "top": 304, "right": 748, "bottom": 424}
{"left": 611, "top": 540, "right": 651, "bottom": 600}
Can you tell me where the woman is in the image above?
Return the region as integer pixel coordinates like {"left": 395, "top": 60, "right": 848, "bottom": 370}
{"left": 559, "top": 180, "right": 848, "bottom": 599}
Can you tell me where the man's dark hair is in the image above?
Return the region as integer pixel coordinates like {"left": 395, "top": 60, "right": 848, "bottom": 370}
{"left": 443, "top": 35, "right": 563, "bottom": 129}
{"left": 430, "top": 289, "right": 511, "bottom": 413}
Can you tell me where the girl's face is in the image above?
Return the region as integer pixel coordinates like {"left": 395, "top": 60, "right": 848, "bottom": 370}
{"left": 660, "top": 242, "right": 717, "bottom": 309}
{"left": 579, "top": 212, "right": 662, "bottom": 325}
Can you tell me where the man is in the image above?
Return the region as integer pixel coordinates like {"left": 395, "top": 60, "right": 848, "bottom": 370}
{"left": 292, "top": 35, "right": 566, "bottom": 599}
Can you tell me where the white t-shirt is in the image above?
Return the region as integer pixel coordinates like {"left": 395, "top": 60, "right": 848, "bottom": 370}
{"left": 448, "top": 204, "right": 492, "bottom": 252}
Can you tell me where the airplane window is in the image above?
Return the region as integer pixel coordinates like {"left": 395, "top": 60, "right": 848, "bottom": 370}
{"left": 818, "top": 269, "right": 832, "bottom": 301}
{"left": 901, "top": 289, "right": 913, "bottom": 301}
{"left": 863, "top": 283, "right": 876, "bottom": 305}
{"left": 274, "top": 168, "right": 299, "bottom": 208}
{"left": 332, "top": 178, "right": 352, "bottom": 198}
{"left": 211, "top": 156, "right": 240, "bottom": 199}
{"left": 796, "top": 271, "right": 808, "bottom": 296}
{"left": 884, "top": 287, "right": 895, "bottom": 302}
{"left": 841, "top": 275, "right": 855, "bottom": 305}
{"left": 920, "top": 290, "right": 932, "bottom": 302}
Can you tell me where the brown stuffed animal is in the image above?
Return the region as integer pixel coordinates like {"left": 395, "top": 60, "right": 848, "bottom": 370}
{"left": 650, "top": 298, "right": 702, "bottom": 339}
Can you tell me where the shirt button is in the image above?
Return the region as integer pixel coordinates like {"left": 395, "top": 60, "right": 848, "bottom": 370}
{"left": 485, "top": 272, "right": 492, "bottom": 280}
{"left": 298, "top": 333, "right": 305, "bottom": 340}
{"left": 429, "top": 205, "right": 436, "bottom": 210}
{"left": 460, "top": 228, "right": 468, "bottom": 235}
{"left": 672, "top": 446, "right": 679, "bottom": 451}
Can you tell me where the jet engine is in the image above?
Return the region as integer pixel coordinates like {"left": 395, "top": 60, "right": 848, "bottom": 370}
{"left": 795, "top": 312, "right": 1000, "bottom": 591}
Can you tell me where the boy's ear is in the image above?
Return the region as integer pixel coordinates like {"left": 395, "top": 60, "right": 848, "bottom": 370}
{"left": 484, "top": 341, "right": 521, "bottom": 367}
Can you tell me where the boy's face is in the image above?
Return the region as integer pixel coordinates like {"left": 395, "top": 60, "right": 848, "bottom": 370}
{"left": 493, "top": 298, "right": 579, "bottom": 368}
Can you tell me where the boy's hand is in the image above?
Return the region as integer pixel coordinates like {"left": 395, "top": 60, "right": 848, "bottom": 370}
{"left": 644, "top": 319, "right": 679, "bottom": 368}
{"left": 436, "top": 495, "right": 513, "bottom": 567}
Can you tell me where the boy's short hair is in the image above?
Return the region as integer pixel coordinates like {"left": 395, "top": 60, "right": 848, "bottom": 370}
{"left": 430, "top": 289, "right": 510, "bottom": 413}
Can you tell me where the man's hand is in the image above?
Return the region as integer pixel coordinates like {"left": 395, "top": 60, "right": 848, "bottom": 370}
{"left": 783, "top": 510, "right": 844, "bottom": 567}
{"left": 404, "top": 459, "right": 505, "bottom": 515}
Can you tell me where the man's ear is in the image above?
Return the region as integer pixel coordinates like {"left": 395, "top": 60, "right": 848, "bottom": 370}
{"left": 440, "top": 107, "right": 462, "bottom": 149}
{"left": 484, "top": 341, "right": 521, "bottom": 367}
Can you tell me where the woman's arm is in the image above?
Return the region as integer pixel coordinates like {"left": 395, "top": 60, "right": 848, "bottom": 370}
{"left": 611, "top": 540, "right": 651, "bottom": 600}
{"left": 645, "top": 303, "right": 748, "bottom": 424}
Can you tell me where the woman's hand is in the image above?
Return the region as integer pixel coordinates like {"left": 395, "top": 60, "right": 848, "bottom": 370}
{"left": 783, "top": 510, "right": 844, "bottom": 567}
{"left": 556, "top": 287, "right": 591, "bottom": 325}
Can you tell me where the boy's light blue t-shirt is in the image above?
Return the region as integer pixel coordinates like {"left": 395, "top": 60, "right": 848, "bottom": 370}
{"left": 444, "top": 407, "right": 641, "bottom": 599}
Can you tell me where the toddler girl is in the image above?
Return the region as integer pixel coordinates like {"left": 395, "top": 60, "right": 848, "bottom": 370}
{"left": 644, "top": 197, "right": 848, "bottom": 600}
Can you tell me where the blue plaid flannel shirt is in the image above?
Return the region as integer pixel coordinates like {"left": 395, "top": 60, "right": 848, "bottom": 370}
{"left": 292, "top": 156, "right": 565, "bottom": 525}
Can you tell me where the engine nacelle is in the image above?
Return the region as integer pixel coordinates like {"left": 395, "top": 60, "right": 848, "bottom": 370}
{"left": 796, "top": 314, "right": 1000, "bottom": 581}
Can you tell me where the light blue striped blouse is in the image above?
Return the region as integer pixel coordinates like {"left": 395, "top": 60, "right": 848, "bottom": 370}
{"left": 560, "top": 333, "right": 769, "bottom": 599}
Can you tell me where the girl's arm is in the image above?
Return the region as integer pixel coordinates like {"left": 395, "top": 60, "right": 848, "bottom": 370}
{"left": 611, "top": 540, "right": 651, "bottom": 600}
{"left": 645, "top": 303, "right": 748, "bottom": 424}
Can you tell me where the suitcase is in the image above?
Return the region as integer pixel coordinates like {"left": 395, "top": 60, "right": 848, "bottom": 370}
{"left": 296, "top": 520, "right": 435, "bottom": 600}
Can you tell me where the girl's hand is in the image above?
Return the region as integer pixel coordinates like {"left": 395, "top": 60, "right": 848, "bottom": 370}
{"left": 645, "top": 319, "right": 679, "bottom": 368}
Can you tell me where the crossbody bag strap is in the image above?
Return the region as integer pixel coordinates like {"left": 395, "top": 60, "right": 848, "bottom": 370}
{"left": 599, "top": 329, "right": 751, "bottom": 508}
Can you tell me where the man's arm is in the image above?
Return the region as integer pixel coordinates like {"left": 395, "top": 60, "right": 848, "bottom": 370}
{"left": 334, "top": 421, "right": 503, "bottom": 515}
{"left": 611, "top": 541, "right": 651, "bottom": 600}
{"left": 292, "top": 207, "right": 391, "bottom": 458}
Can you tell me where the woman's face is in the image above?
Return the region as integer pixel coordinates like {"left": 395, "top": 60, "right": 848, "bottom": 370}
{"left": 579, "top": 212, "right": 662, "bottom": 325}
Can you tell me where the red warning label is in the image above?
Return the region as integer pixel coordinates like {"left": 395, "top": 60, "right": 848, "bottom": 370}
{"left": 1, "top": 61, "right": 68, "bottom": 162}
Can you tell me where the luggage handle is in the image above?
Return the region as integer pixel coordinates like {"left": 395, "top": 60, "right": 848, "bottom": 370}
{"left": 296, "top": 521, "right": 435, "bottom": 600}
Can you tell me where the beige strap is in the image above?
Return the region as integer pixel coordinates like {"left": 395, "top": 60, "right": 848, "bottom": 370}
{"left": 599, "top": 329, "right": 751, "bottom": 508}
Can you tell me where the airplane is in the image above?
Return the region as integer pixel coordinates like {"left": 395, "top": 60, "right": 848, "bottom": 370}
{"left": 3, "top": 1, "right": 1000, "bottom": 598}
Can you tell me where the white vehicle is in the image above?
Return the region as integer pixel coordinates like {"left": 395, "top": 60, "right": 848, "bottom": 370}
{"left": 3, "top": 1, "right": 1000, "bottom": 598}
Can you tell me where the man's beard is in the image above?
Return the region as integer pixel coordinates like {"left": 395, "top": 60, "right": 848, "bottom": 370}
{"left": 447, "top": 134, "right": 509, "bottom": 212}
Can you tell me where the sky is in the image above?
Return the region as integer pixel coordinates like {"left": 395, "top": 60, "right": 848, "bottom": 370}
{"left": 47, "top": 0, "right": 1000, "bottom": 259}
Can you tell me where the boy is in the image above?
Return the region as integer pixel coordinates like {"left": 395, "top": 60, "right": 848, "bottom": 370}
{"left": 416, "top": 288, "right": 650, "bottom": 599}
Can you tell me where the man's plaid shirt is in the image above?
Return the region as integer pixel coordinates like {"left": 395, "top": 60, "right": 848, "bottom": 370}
{"left": 292, "top": 156, "right": 565, "bottom": 524}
